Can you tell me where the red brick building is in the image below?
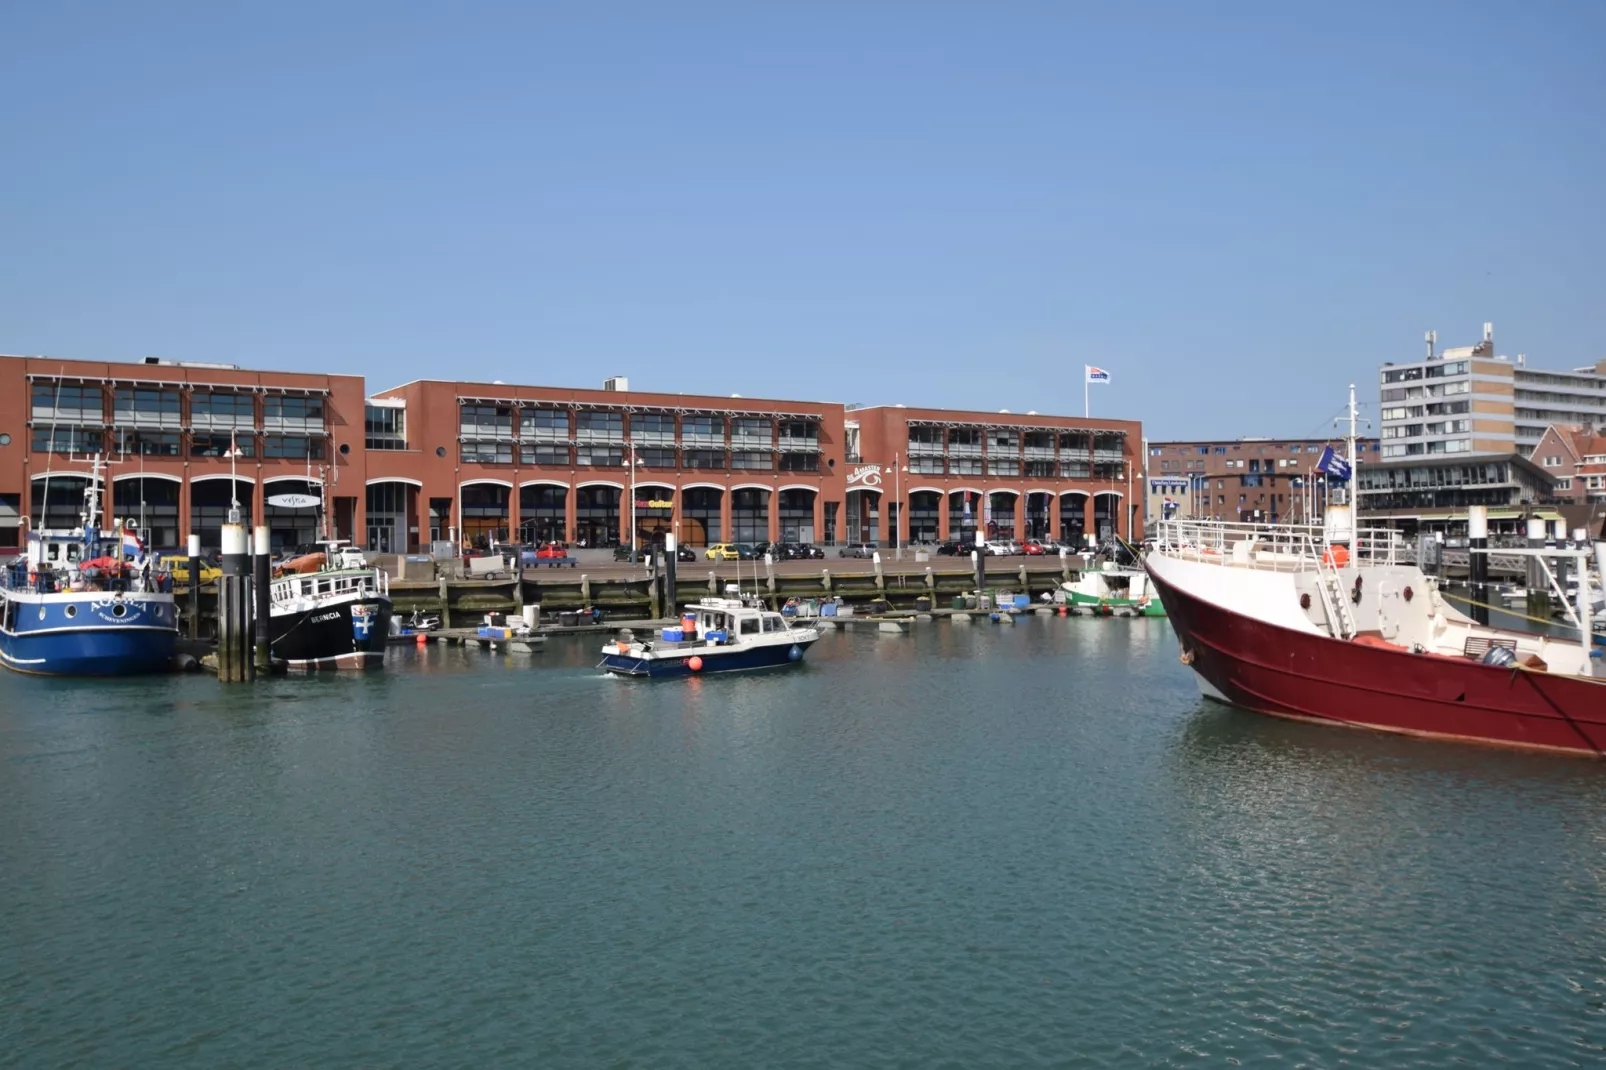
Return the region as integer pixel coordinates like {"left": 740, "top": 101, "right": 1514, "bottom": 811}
{"left": 1, "top": 355, "right": 1143, "bottom": 552}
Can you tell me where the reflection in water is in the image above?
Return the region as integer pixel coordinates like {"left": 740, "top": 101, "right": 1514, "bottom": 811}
{"left": 1, "top": 616, "right": 1602, "bottom": 1067}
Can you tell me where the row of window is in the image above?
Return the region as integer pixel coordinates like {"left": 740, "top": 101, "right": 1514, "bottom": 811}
{"left": 31, "top": 427, "right": 327, "bottom": 459}
{"left": 457, "top": 406, "right": 818, "bottom": 438}
{"left": 1380, "top": 380, "right": 1473, "bottom": 402}
{"left": 30, "top": 384, "right": 324, "bottom": 423}
{"left": 460, "top": 442, "right": 821, "bottom": 471}
{"left": 1380, "top": 361, "right": 1471, "bottom": 384}
{"left": 1380, "top": 438, "right": 1472, "bottom": 458}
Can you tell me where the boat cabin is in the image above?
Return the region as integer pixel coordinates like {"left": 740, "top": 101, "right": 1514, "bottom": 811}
{"left": 686, "top": 598, "right": 792, "bottom": 641}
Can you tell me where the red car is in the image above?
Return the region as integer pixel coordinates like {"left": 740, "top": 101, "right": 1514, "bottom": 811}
{"left": 1020, "top": 541, "right": 1047, "bottom": 555}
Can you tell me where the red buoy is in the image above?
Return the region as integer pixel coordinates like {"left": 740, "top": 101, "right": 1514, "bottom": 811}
{"left": 688, "top": 656, "right": 704, "bottom": 672}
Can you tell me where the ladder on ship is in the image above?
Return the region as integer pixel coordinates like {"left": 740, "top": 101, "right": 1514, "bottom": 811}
{"left": 1316, "top": 556, "right": 1357, "bottom": 640}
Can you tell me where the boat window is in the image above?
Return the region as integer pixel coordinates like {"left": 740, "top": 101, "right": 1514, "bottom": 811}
{"left": 762, "top": 615, "right": 782, "bottom": 632}
{"left": 739, "top": 617, "right": 759, "bottom": 635}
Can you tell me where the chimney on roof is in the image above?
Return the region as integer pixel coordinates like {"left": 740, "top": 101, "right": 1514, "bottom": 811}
{"left": 1425, "top": 330, "right": 1436, "bottom": 360}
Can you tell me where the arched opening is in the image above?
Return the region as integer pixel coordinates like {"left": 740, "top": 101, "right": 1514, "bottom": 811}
{"left": 31, "top": 475, "right": 100, "bottom": 532}
{"left": 518, "top": 484, "right": 567, "bottom": 545}
{"left": 1025, "top": 492, "right": 1053, "bottom": 540}
{"left": 189, "top": 479, "right": 254, "bottom": 551}
{"left": 631, "top": 484, "right": 674, "bottom": 548}
{"left": 114, "top": 478, "right": 180, "bottom": 549}
{"left": 264, "top": 479, "right": 324, "bottom": 551}
{"left": 574, "top": 485, "right": 619, "bottom": 548}
{"left": 365, "top": 481, "right": 417, "bottom": 554}
{"left": 845, "top": 488, "right": 880, "bottom": 544}
{"left": 461, "top": 483, "right": 511, "bottom": 550}
{"left": 1093, "top": 492, "right": 1122, "bottom": 543}
{"left": 987, "top": 491, "right": 1018, "bottom": 541}
{"left": 778, "top": 488, "right": 817, "bottom": 544}
{"left": 680, "top": 487, "right": 722, "bottom": 547}
{"left": 730, "top": 488, "right": 770, "bottom": 545}
{"left": 948, "top": 490, "right": 979, "bottom": 544}
{"left": 1059, "top": 493, "right": 1087, "bottom": 549}
{"left": 908, "top": 491, "right": 940, "bottom": 543}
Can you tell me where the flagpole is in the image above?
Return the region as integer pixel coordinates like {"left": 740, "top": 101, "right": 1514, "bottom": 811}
{"left": 1084, "top": 374, "right": 1089, "bottom": 420}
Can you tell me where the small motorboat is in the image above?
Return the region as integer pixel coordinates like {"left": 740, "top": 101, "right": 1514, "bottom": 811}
{"left": 599, "top": 594, "right": 820, "bottom": 677}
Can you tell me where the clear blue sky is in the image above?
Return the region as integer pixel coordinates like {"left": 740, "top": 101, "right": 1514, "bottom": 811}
{"left": 3, "top": 1, "right": 1602, "bottom": 439}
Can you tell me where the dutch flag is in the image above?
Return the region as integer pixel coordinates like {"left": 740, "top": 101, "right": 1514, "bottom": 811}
{"left": 121, "top": 528, "right": 144, "bottom": 557}
{"left": 1085, "top": 365, "right": 1111, "bottom": 384}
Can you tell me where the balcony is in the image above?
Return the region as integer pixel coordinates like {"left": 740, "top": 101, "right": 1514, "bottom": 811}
{"left": 630, "top": 430, "right": 676, "bottom": 448}
{"left": 459, "top": 422, "right": 514, "bottom": 440}
{"left": 190, "top": 411, "right": 256, "bottom": 432}
{"left": 523, "top": 425, "right": 571, "bottom": 443}
{"left": 731, "top": 431, "right": 773, "bottom": 449}
{"left": 946, "top": 443, "right": 983, "bottom": 458}
{"left": 574, "top": 427, "right": 625, "bottom": 445}
{"left": 907, "top": 440, "right": 944, "bottom": 456}
{"left": 265, "top": 415, "right": 327, "bottom": 435}
{"left": 1023, "top": 446, "right": 1056, "bottom": 461}
{"left": 1092, "top": 449, "right": 1125, "bottom": 464}
{"left": 681, "top": 432, "right": 726, "bottom": 449}
{"left": 113, "top": 409, "right": 184, "bottom": 431}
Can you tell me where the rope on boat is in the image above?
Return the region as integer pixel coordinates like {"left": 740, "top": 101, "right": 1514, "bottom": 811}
{"left": 1436, "top": 590, "right": 1595, "bottom": 632}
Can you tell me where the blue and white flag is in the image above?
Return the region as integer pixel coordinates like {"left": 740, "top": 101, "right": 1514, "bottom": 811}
{"left": 1316, "top": 445, "right": 1351, "bottom": 481}
{"left": 1085, "top": 365, "right": 1111, "bottom": 384}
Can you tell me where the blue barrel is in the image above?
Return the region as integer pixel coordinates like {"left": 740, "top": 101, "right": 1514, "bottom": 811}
{"left": 661, "top": 627, "right": 684, "bottom": 642}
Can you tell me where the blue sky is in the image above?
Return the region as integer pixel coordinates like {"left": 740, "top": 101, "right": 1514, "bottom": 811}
{"left": 3, "top": 1, "right": 1602, "bottom": 438}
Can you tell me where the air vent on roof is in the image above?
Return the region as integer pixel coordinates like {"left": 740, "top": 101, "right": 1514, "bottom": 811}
{"left": 603, "top": 376, "right": 629, "bottom": 392}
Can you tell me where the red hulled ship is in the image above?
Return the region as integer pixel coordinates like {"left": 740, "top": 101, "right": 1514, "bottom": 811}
{"left": 1146, "top": 510, "right": 1606, "bottom": 758}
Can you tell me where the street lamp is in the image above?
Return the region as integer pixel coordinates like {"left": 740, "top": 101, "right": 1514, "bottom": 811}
{"left": 224, "top": 430, "right": 245, "bottom": 525}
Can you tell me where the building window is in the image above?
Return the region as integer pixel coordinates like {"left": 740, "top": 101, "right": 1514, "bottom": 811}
{"left": 191, "top": 433, "right": 254, "bottom": 458}
{"left": 113, "top": 386, "right": 182, "bottom": 428}
{"left": 576, "top": 445, "right": 625, "bottom": 467}
{"left": 949, "top": 457, "right": 983, "bottom": 476}
{"left": 1556, "top": 478, "right": 1573, "bottom": 490}
{"left": 908, "top": 456, "right": 944, "bottom": 475}
{"left": 521, "top": 407, "right": 570, "bottom": 439}
{"left": 264, "top": 395, "right": 326, "bottom": 433}
{"left": 988, "top": 458, "right": 1021, "bottom": 477}
{"left": 364, "top": 405, "right": 407, "bottom": 450}
{"left": 520, "top": 444, "right": 569, "bottom": 465}
{"left": 636, "top": 447, "right": 677, "bottom": 468}
{"left": 780, "top": 453, "right": 820, "bottom": 472}
{"left": 31, "top": 427, "right": 103, "bottom": 454}
{"left": 30, "top": 382, "right": 102, "bottom": 423}
{"left": 462, "top": 440, "right": 514, "bottom": 464}
{"left": 683, "top": 449, "right": 725, "bottom": 470}
{"left": 575, "top": 410, "right": 624, "bottom": 441}
{"left": 460, "top": 404, "right": 513, "bottom": 438}
{"left": 731, "top": 450, "right": 773, "bottom": 471}
{"left": 264, "top": 435, "right": 326, "bottom": 459}
{"left": 1025, "top": 461, "right": 1055, "bottom": 478}
{"left": 779, "top": 420, "right": 820, "bottom": 450}
{"left": 731, "top": 417, "right": 772, "bottom": 447}
{"left": 113, "top": 429, "right": 181, "bottom": 457}
{"left": 192, "top": 391, "right": 256, "bottom": 430}
{"left": 681, "top": 414, "right": 724, "bottom": 447}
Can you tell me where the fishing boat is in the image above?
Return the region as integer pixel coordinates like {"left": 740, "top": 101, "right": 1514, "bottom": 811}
{"left": 0, "top": 458, "right": 178, "bottom": 676}
{"left": 599, "top": 594, "right": 820, "bottom": 677}
{"left": 268, "top": 540, "right": 393, "bottom": 671}
{"left": 1146, "top": 387, "right": 1606, "bottom": 757}
{"left": 1054, "top": 562, "right": 1166, "bottom": 616}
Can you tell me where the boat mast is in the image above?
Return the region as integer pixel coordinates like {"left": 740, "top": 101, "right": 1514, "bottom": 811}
{"left": 1346, "top": 382, "right": 1359, "bottom": 501}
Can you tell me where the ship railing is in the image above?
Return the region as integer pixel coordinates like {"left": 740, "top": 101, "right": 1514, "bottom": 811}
{"left": 1155, "top": 519, "right": 1407, "bottom": 571}
{"left": 270, "top": 568, "right": 388, "bottom": 608}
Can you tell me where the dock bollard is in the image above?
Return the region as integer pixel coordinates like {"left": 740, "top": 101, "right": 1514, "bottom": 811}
{"left": 187, "top": 533, "right": 201, "bottom": 640}
{"left": 253, "top": 524, "right": 271, "bottom": 673}
{"left": 217, "top": 522, "right": 251, "bottom": 682}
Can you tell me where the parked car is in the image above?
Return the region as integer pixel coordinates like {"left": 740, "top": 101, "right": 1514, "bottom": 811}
{"left": 673, "top": 544, "right": 697, "bottom": 562}
{"left": 734, "top": 543, "right": 758, "bottom": 560}
{"left": 984, "top": 540, "right": 1018, "bottom": 557}
{"left": 706, "top": 543, "right": 741, "bottom": 561}
{"left": 935, "top": 541, "right": 963, "bottom": 556}
{"left": 152, "top": 551, "right": 221, "bottom": 585}
{"left": 838, "top": 543, "right": 878, "bottom": 559}
{"left": 783, "top": 543, "right": 825, "bottom": 560}
{"left": 1020, "top": 540, "right": 1047, "bottom": 556}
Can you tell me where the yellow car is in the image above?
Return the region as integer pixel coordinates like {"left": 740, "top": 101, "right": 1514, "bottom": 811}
{"left": 705, "top": 543, "right": 740, "bottom": 561}
{"left": 154, "top": 552, "right": 221, "bottom": 585}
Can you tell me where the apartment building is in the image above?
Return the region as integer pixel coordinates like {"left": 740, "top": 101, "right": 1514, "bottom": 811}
{"left": 1379, "top": 324, "right": 1606, "bottom": 460}
{"left": 1145, "top": 437, "right": 1380, "bottom": 524}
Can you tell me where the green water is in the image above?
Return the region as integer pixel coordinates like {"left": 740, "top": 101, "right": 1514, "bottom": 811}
{"left": 2, "top": 620, "right": 1603, "bottom": 1067}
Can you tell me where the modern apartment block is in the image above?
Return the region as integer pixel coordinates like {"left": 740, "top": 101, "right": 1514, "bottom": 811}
{"left": 0, "top": 354, "right": 1143, "bottom": 553}
{"left": 1145, "top": 437, "right": 1380, "bottom": 524}
{"left": 1379, "top": 324, "right": 1606, "bottom": 460}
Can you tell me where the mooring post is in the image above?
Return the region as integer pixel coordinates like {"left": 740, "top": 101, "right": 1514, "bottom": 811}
{"left": 1467, "top": 504, "right": 1489, "bottom": 626}
{"left": 821, "top": 567, "right": 832, "bottom": 594}
{"left": 253, "top": 524, "right": 271, "bottom": 673}
{"left": 973, "top": 548, "right": 986, "bottom": 601}
{"left": 1524, "top": 516, "right": 1548, "bottom": 619}
{"left": 219, "top": 522, "right": 250, "bottom": 682}
{"left": 186, "top": 533, "right": 201, "bottom": 640}
{"left": 872, "top": 551, "right": 885, "bottom": 591}
{"left": 664, "top": 534, "right": 678, "bottom": 616}
{"left": 1059, "top": 547, "right": 1070, "bottom": 581}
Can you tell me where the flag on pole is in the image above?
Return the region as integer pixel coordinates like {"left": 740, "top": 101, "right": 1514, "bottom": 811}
{"left": 121, "top": 527, "right": 144, "bottom": 556}
{"left": 1085, "top": 366, "right": 1110, "bottom": 384}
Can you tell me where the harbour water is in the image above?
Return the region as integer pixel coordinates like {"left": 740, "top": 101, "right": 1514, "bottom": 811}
{"left": 2, "top": 620, "right": 1603, "bottom": 1067}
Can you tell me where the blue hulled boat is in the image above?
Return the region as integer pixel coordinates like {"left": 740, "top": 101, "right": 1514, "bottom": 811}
{"left": 599, "top": 595, "right": 819, "bottom": 678}
{"left": 0, "top": 464, "right": 178, "bottom": 676}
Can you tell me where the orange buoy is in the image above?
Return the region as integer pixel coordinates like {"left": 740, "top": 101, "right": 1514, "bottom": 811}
{"left": 1323, "top": 545, "right": 1350, "bottom": 567}
{"left": 687, "top": 656, "right": 704, "bottom": 672}
{"left": 416, "top": 633, "right": 427, "bottom": 645}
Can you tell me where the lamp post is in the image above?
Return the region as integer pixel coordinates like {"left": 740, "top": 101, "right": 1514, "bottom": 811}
{"left": 627, "top": 443, "right": 639, "bottom": 563}
{"left": 224, "top": 430, "right": 244, "bottom": 525}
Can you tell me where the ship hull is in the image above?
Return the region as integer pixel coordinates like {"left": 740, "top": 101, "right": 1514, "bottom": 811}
{"left": 270, "top": 596, "right": 392, "bottom": 671}
{"left": 601, "top": 636, "right": 816, "bottom": 678}
{"left": 1147, "top": 562, "right": 1606, "bottom": 757}
{"left": 0, "top": 590, "right": 178, "bottom": 676}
